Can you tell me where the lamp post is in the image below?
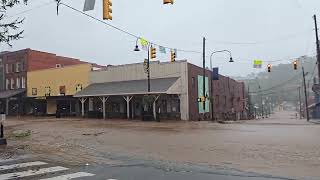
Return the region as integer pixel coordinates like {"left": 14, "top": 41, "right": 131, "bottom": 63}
{"left": 209, "top": 50, "right": 233, "bottom": 121}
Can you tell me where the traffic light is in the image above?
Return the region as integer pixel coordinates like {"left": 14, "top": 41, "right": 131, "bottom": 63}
{"left": 103, "top": 0, "right": 112, "bottom": 20}
{"left": 293, "top": 60, "right": 298, "bottom": 70}
{"left": 163, "top": 0, "right": 174, "bottom": 4}
{"left": 197, "top": 96, "right": 206, "bottom": 102}
{"left": 267, "top": 64, "right": 272, "bottom": 72}
{"left": 151, "top": 47, "right": 156, "bottom": 59}
{"left": 171, "top": 50, "right": 176, "bottom": 62}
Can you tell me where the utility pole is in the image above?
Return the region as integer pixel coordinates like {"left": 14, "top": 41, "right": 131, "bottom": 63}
{"left": 202, "top": 37, "right": 206, "bottom": 120}
{"left": 248, "top": 86, "right": 252, "bottom": 118}
{"left": 298, "top": 86, "right": 302, "bottom": 119}
{"left": 313, "top": 15, "right": 320, "bottom": 83}
{"left": 302, "top": 67, "right": 310, "bottom": 121}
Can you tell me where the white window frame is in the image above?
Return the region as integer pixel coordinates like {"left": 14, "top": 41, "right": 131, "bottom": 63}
{"left": 6, "top": 64, "right": 9, "bottom": 74}
{"left": 6, "top": 79, "right": 10, "bottom": 90}
{"left": 10, "top": 78, "right": 14, "bottom": 89}
{"left": 16, "top": 77, "right": 20, "bottom": 89}
{"left": 16, "top": 62, "right": 20, "bottom": 72}
{"left": 21, "top": 76, "right": 26, "bottom": 89}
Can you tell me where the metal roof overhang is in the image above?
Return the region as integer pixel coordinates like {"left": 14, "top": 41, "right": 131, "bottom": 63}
{"left": 0, "top": 89, "right": 26, "bottom": 99}
{"left": 74, "top": 77, "right": 181, "bottom": 97}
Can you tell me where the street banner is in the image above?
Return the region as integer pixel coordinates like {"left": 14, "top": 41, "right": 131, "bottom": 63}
{"left": 212, "top": 68, "right": 219, "bottom": 80}
{"left": 83, "top": 0, "right": 96, "bottom": 11}
{"left": 140, "top": 38, "right": 148, "bottom": 51}
{"left": 253, "top": 59, "right": 262, "bottom": 68}
{"left": 159, "top": 46, "right": 166, "bottom": 53}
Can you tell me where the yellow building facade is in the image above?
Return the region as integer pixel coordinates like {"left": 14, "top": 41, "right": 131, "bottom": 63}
{"left": 27, "top": 64, "right": 92, "bottom": 114}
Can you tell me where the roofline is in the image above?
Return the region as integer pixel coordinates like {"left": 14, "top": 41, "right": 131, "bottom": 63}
{"left": 74, "top": 92, "right": 179, "bottom": 97}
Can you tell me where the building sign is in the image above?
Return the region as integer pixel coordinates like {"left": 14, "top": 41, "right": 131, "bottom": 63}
{"left": 59, "top": 86, "right": 66, "bottom": 96}
{"left": 45, "top": 86, "right": 51, "bottom": 96}
{"left": 76, "top": 84, "right": 83, "bottom": 92}
{"left": 32, "top": 88, "right": 37, "bottom": 96}
{"left": 198, "top": 75, "right": 210, "bottom": 113}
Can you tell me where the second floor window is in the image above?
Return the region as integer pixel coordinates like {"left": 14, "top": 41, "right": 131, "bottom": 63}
{"left": 6, "top": 64, "right": 9, "bottom": 74}
{"left": 11, "top": 64, "right": 14, "bottom": 73}
{"left": 10, "top": 78, "right": 14, "bottom": 89}
{"left": 6, "top": 79, "right": 9, "bottom": 90}
{"left": 21, "top": 77, "right": 26, "bottom": 89}
{"left": 16, "top": 77, "right": 20, "bottom": 89}
{"left": 16, "top": 62, "right": 20, "bottom": 72}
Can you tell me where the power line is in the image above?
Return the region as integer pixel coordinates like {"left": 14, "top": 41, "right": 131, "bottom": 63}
{"left": 60, "top": 2, "right": 202, "bottom": 54}
{"left": 5, "top": 1, "right": 54, "bottom": 19}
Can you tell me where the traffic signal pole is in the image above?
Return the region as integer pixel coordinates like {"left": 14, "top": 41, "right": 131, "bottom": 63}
{"left": 202, "top": 37, "right": 206, "bottom": 120}
{"left": 298, "top": 86, "right": 302, "bottom": 119}
{"left": 302, "top": 67, "right": 310, "bottom": 121}
{"left": 147, "top": 44, "right": 151, "bottom": 92}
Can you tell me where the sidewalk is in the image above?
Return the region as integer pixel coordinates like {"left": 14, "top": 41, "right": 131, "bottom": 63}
{"left": 310, "top": 119, "right": 320, "bottom": 124}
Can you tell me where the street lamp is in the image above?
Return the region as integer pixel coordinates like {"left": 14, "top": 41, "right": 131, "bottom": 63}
{"left": 134, "top": 38, "right": 140, "bottom": 52}
{"left": 209, "top": 50, "right": 233, "bottom": 121}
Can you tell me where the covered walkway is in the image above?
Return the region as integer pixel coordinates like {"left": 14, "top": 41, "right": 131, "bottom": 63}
{"left": 74, "top": 77, "right": 182, "bottom": 120}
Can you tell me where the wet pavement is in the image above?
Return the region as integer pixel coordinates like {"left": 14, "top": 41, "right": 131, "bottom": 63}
{"left": 1, "top": 111, "right": 320, "bottom": 179}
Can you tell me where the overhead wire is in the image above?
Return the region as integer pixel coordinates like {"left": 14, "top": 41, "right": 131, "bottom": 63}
{"left": 59, "top": 2, "right": 202, "bottom": 54}
{"left": 5, "top": 0, "right": 54, "bottom": 19}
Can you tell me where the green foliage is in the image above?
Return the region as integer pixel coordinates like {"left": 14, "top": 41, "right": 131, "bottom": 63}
{"left": 0, "top": 0, "right": 28, "bottom": 47}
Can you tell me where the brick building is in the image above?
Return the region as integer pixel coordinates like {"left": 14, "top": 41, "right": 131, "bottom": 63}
{"left": 212, "top": 75, "right": 246, "bottom": 120}
{"left": 0, "top": 49, "right": 101, "bottom": 115}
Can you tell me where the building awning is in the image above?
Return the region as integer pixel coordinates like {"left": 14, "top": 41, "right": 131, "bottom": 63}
{"left": 0, "top": 89, "right": 26, "bottom": 99}
{"left": 308, "top": 102, "right": 320, "bottom": 109}
{"left": 74, "top": 77, "right": 181, "bottom": 97}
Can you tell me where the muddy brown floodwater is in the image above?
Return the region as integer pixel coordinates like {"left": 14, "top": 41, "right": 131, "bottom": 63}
{"left": 1, "top": 111, "right": 320, "bottom": 179}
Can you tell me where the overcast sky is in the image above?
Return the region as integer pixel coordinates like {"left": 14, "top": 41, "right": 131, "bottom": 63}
{"left": 1, "top": 0, "right": 320, "bottom": 77}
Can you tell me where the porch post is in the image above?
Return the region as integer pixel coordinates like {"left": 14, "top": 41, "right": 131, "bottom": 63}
{"left": 99, "top": 96, "right": 109, "bottom": 119}
{"left": 103, "top": 97, "right": 106, "bottom": 119}
{"left": 80, "top": 97, "right": 87, "bottom": 118}
{"left": 131, "top": 97, "right": 134, "bottom": 119}
{"left": 153, "top": 95, "right": 160, "bottom": 121}
{"left": 123, "top": 96, "right": 133, "bottom": 119}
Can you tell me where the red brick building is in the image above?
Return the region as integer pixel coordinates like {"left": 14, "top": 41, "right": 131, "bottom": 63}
{"left": 0, "top": 48, "right": 101, "bottom": 115}
{"left": 187, "top": 63, "right": 245, "bottom": 121}
{"left": 212, "top": 75, "right": 246, "bottom": 120}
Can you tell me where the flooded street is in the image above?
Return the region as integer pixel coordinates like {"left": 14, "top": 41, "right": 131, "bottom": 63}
{"left": 1, "top": 111, "right": 320, "bottom": 179}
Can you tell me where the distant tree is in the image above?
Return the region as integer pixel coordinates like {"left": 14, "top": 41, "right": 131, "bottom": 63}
{"left": 0, "top": 0, "right": 28, "bottom": 47}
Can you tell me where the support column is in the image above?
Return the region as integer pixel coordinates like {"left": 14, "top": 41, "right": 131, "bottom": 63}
{"left": 153, "top": 95, "right": 160, "bottom": 121}
{"left": 131, "top": 98, "right": 134, "bottom": 119}
{"left": 99, "top": 96, "right": 109, "bottom": 119}
{"left": 79, "top": 97, "right": 87, "bottom": 118}
{"left": 123, "top": 96, "right": 133, "bottom": 119}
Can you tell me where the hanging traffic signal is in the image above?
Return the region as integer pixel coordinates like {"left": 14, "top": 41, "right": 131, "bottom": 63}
{"left": 163, "top": 0, "right": 174, "bottom": 4}
{"left": 151, "top": 47, "right": 156, "bottom": 59}
{"left": 171, "top": 50, "right": 176, "bottom": 62}
{"left": 293, "top": 60, "right": 298, "bottom": 70}
{"left": 267, "top": 64, "right": 272, "bottom": 72}
{"left": 103, "top": 0, "right": 112, "bottom": 20}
